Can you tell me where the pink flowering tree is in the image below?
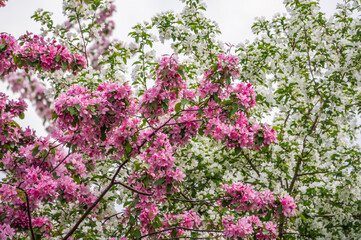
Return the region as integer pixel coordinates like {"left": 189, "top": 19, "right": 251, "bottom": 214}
{"left": 4, "top": 0, "right": 346, "bottom": 239}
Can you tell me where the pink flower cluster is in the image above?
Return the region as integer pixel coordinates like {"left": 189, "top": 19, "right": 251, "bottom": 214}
{"left": 167, "top": 106, "right": 201, "bottom": 145}
{"left": 138, "top": 203, "right": 159, "bottom": 226}
{"left": 220, "top": 183, "right": 296, "bottom": 239}
{"left": 0, "top": 223, "right": 15, "bottom": 240}
{"left": 0, "top": 92, "right": 27, "bottom": 121}
{"left": 0, "top": 93, "right": 27, "bottom": 146}
{"left": 0, "top": 33, "right": 18, "bottom": 75}
{"left": 53, "top": 82, "right": 136, "bottom": 154}
{"left": 216, "top": 53, "right": 240, "bottom": 78}
{"left": 162, "top": 210, "right": 202, "bottom": 237}
{"left": 0, "top": 0, "right": 7, "bottom": 8}
{"left": 233, "top": 82, "right": 256, "bottom": 109}
{"left": 106, "top": 118, "right": 140, "bottom": 158}
{"left": 262, "top": 124, "right": 278, "bottom": 145}
{"left": 19, "top": 33, "right": 86, "bottom": 72}
{"left": 220, "top": 182, "right": 296, "bottom": 217}
{"left": 199, "top": 53, "right": 240, "bottom": 99}
{"left": 140, "top": 56, "right": 186, "bottom": 119}
{"left": 204, "top": 111, "right": 276, "bottom": 149}
{"left": 0, "top": 33, "right": 86, "bottom": 76}
{"left": 155, "top": 56, "right": 186, "bottom": 91}
{"left": 223, "top": 215, "right": 277, "bottom": 240}
{"left": 139, "top": 86, "right": 172, "bottom": 119}
{"left": 279, "top": 195, "right": 297, "bottom": 217}
{"left": 194, "top": 54, "right": 277, "bottom": 149}
{"left": 123, "top": 133, "right": 188, "bottom": 235}
{"left": 0, "top": 93, "right": 96, "bottom": 238}
{"left": 132, "top": 133, "right": 185, "bottom": 198}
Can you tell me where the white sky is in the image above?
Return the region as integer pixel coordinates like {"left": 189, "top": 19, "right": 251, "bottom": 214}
{"left": 0, "top": 0, "right": 341, "bottom": 136}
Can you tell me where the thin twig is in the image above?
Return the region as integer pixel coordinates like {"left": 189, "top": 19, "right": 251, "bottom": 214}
{"left": 297, "top": 171, "right": 329, "bottom": 177}
{"left": 51, "top": 152, "right": 72, "bottom": 173}
{"left": 74, "top": 8, "right": 89, "bottom": 66}
{"left": 240, "top": 150, "right": 260, "bottom": 177}
{"left": 139, "top": 227, "right": 223, "bottom": 239}
{"left": 170, "top": 197, "right": 221, "bottom": 203}
{"left": 114, "top": 181, "right": 153, "bottom": 196}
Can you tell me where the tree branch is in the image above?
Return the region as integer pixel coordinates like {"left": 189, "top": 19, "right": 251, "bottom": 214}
{"left": 61, "top": 182, "right": 114, "bottom": 240}
{"left": 25, "top": 191, "right": 36, "bottom": 240}
{"left": 297, "top": 171, "right": 329, "bottom": 177}
{"left": 114, "top": 181, "right": 153, "bottom": 196}
{"left": 62, "top": 110, "right": 186, "bottom": 239}
{"left": 74, "top": 8, "right": 89, "bottom": 67}
{"left": 170, "top": 197, "right": 221, "bottom": 203}
{"left": 240, "top": 150, "right": 260, "bottom": 177}
{"left": 139, "top": 227, "right": 223, "bottom": 239}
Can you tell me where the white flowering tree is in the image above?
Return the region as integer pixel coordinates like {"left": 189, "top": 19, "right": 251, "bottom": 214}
{"left": 235, "top": 0, "right": 361, "bottom": 238}
{"left": 0, "top": 0, "right": 360, "bottom": 239}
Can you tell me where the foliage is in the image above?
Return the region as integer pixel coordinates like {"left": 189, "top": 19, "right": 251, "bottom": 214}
{"left": 0, "top": 0, "right": 360, "bottom": 239}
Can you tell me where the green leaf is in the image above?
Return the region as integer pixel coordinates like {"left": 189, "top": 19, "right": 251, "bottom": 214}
{"left": 100, "top": 125, "right": 107, "bottom": 141}
{"left": 74, "top": 104, "right": 81, "bottom": 111}
{"left": 175, "top": 102, "right": 181, "bottom": 112}
{"left": 264, "top": 211, "right": 272, "bottom": 221}
{"left": 151, "top": 222, "right": 159, "bottom": 229}
{"left": 55, "top": 55, "right": 61, "bottom": 62}
{"left": 0, "top": 43, "right": 6, "bottom": 51}
{"left": 171, "top": 229, "right": 177, "bottom": 238}
{"left": 32, "top": 145, "right": 40, "bottom": 157}
{"left": 40, "top": 149, "right": 47, "bottom": 159}
{"left": 161, "top": 100, "right": 169, "bottom": 113}
{"left": 16, "top": 189, "right": 26, "bottom": 202}
{"left": 299, "top": 212, "right": 307, "bottom": 221}
{"left": 50, "top": 148, "right": 56, "bottom": 156}
{"left": 0, "top": 214, "right": 6, "bottom": 221}
{"left": 230, "top": 103, "right": 238, "bottom": 115}
{"left": 134, "top": 229, "right": 141, "bottom": 239}
{"left": 181, "top": 99, "right": 188, "bottom": 106}
{"left": 27, "top": 60, "right": 39, "bottom": 67}
{"left": 149, "top": 101, "right": 158, "bottom": 113}
{"left": 154, "top": 177, "right": 165, "bottom": 186}
{"left": 51, "top": 112, "right": 58, "bottom": 120}
{"left": 62, "top": 61, "right": 67, "bottom": 71}
{"left": 143, "top": 176, "right": 150, "bottom": 186}
{"left": 72, "top": 144, "right": 77, "bottom": 152}
{"left": 142, "top": 162, "right": 150, "bottom": 169}
{"left": 176, "top": 68, "right": 186, "bottom": 79}
{"left": 167, "top": 184, "right": 172, "bottom": 193}
{"left": 131, "top": 195, "right": 140, "bottom": 207}
{"left": 129, "top": 216, "right": 136, "bottom": 225}
{"left": 19, "top": 112, "right": 25, "bottom": 120}
{"left": 93, "top": 115, "right": 99, "bottom": 124}
{"left": 67, "top": 106, "right": 76, "bottom": 116}
{"left": 125, "top": 141, "right": 132, "bottom": 153}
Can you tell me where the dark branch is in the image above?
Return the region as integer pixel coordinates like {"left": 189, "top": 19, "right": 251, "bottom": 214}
{"left": 114, "top": 181, "right": 153, "bottom": 196}
{"left": 139, "top": 227, "right": 223, "bottom": 239}
{"left": 25, "top": 191, "right": 36, "bottom": 240}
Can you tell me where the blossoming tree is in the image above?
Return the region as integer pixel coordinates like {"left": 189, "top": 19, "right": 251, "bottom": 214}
{"left": 0, "top": 0, "right": 359, "bottom": 239}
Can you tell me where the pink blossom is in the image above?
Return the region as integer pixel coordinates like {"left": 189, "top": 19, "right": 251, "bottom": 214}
{"left": 0, "top": 224, "right": 15, "bottom": 240}
{"left": 279, "top": 195, "right": 297, "bottom": 217}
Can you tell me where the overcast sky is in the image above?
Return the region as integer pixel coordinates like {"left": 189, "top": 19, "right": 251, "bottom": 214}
{"left": 0, "top": 0, "right": 342, "bottom": 136}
